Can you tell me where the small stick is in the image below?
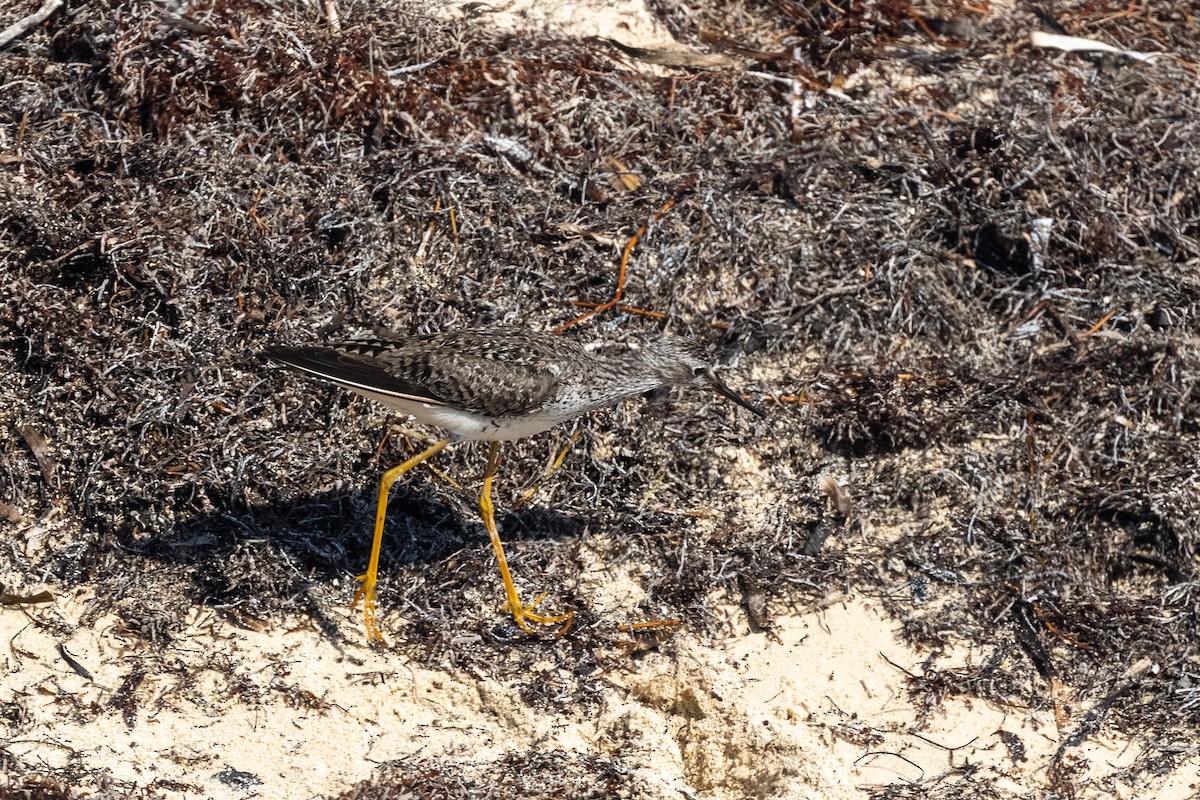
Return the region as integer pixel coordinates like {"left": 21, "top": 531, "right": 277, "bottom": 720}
{"left": 414, "top": 197, "right": 441, "bottom": 260}
{"left": 323, "top": 0, "right": 341, "bottom": 33}
{"left": 554, "top": 198, "right": 676, "bottom": 333}
{"left": 569, "top": 301, "right": 668, "bottom": 320}
{"left": 0, "top": 0, "right": 63, "bottom": 49}
{"left": 760, "top": 393, "right": 806, "bottom": 404}
{"left": 1083, "top": 308, "right": 1117, "bottom": 337}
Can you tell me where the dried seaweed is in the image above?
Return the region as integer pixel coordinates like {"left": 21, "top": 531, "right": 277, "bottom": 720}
{"left": 2, "top": 0, "right": 1198, "bottom": 796}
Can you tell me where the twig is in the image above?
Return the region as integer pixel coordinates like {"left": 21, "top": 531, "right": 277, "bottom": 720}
{"left": 554, "top": 198, "right": 676, "bottom": 333}
{"left": 323, "top": 0, "right": 341, "bottom": 33}
{"left": 0, "top": 0, "right": 63, "bottom": 49}
{"left": 568, "top": 301, "right": 667, "bottom": 320}
{"left": 1083, "top": 308, "right": 1118, "bottom": 337}
{"left": 1030, "top": 30, "right": 1167, "bottom": 63}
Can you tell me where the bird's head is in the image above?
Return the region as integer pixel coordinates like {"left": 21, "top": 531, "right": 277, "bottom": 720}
{"left": 644, "top": 338, "right": 765, "bottom": 418}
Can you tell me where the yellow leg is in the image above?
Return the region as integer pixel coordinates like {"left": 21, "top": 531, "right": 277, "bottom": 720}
{"left": 353, "top": 438, "right": 449, "bottom": 643}
{"left": 481, "top": 442, "right": 573, "bottom": 633}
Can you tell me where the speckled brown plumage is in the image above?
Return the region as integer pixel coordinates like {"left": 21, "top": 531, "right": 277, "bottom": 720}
{"left": 264, "top": 327, "right": 762, "bottom": 442}
{"left": 266, "top": 329, "right": 579, "bottom": 417}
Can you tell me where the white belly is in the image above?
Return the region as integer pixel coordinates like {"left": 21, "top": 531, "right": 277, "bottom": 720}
{"left": 354, "top": 388, "right": 575, "bottom": 441}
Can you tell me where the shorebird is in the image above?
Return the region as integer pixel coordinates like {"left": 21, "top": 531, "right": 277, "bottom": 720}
{"left": 265, "top": 327, "right": 762, "bottom": 641}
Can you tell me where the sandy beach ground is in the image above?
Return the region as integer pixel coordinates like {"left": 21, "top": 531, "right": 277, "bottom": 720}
{"left": 3, "top": 0, "right": 1198, "bottom": 797}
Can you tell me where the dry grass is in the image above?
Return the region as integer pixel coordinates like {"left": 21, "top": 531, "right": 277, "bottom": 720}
{"left": 2, "top": 0, "right": 1198, "bottom": 797}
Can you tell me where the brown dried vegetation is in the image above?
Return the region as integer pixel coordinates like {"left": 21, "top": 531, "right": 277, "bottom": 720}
{"left": 2, "top": 0, "right": 1199, "bottom": 797}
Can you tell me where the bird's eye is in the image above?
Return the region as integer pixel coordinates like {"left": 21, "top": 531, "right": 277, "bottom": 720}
{"left": 691, "top": 365, "right": 706, "bottom": 377}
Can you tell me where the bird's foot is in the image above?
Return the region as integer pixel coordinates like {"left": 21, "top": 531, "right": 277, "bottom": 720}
{"left": 352, "top": 573, "right": 386, "bottom": 644}
{"left": 503, "top": 591, "right": 574, "bottom": 635}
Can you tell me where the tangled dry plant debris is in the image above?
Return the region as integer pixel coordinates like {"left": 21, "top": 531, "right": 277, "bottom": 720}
{"left": 1, "top": 0, "right": 1198, "bottom": 797}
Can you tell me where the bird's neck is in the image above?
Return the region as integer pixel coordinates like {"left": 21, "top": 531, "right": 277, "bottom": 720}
{"left": 589, "top": 348, "right": 670, "bottom": 401}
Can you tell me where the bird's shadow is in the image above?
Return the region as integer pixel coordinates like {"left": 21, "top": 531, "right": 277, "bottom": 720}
{"left": 116, "top": 482, "right": 586, "bottom": 634}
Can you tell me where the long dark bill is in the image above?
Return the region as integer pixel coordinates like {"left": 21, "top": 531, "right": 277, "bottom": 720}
{"left": 709, "top": 376, "right": 766, "bottom": 418}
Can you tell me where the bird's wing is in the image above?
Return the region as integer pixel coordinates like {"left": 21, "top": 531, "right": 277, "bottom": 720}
{"left": 265, "top": 332, "right": 574, "bottom": 417}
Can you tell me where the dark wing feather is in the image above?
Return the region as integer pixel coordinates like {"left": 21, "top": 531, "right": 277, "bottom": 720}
{"left": 263, "top": 344, "right": 450, "bottom": 406}
{"left": 265, "top": 329, "right": 582, "bottom": 417}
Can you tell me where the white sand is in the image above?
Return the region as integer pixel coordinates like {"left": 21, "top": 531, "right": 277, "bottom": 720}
{"left": 3, "top": 585, "right": 1184, "bottom": 798}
